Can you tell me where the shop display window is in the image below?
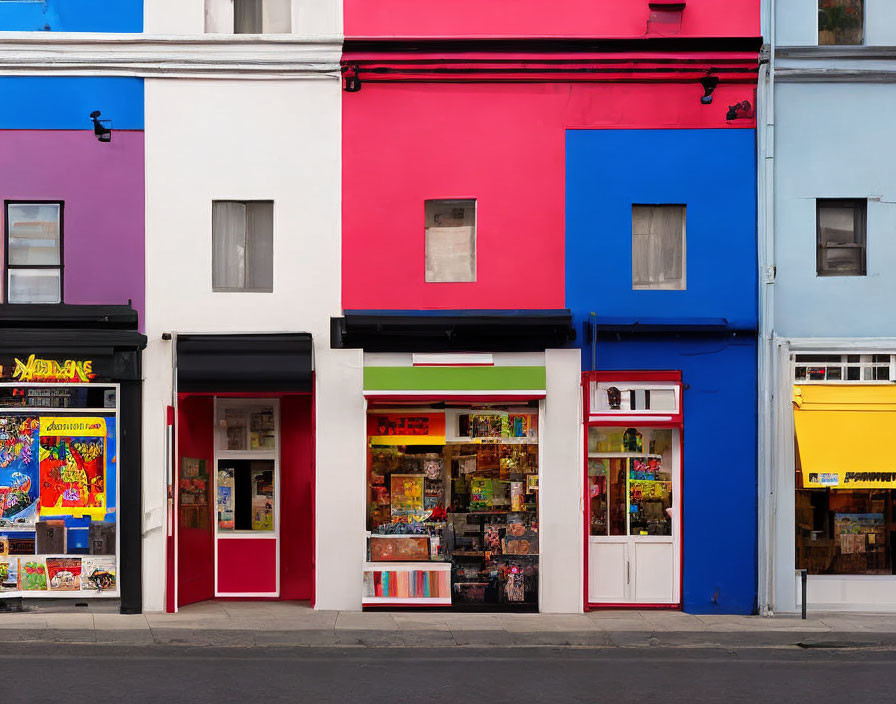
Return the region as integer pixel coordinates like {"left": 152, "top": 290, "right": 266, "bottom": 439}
{"left": 213, "top": 401, "right": 278, "bottom": 534}
{"left": 588, "top": 426, "right": 674, "bottom": 537}
{"left": 0, "top": 384, "right": 118, "bottom": 597}
{"left": 365, "top": 403, "right": 539, "bottom": 610}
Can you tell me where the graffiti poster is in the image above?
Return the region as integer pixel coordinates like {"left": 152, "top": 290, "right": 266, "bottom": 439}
{"left": 0, "top": 416, "right": 39, "bottom": 528}
{"left": 38, "top": 417, "right": 107, "bottom": 520}
{"left": 82, "top": 557, "right": 116, "bottom": 591}
{"left": 47, "top": 557, "right": 82, "bottom": 591}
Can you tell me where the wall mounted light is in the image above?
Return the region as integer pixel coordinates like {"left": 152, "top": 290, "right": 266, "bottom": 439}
{"left": 90, "top": 110, "right": 112, "bottom": 142}
{"left": 343, "top": 66, "right": 362, "bottom": 93}
{"left": 699, "top": 76, "right": 719, "bottom": 105}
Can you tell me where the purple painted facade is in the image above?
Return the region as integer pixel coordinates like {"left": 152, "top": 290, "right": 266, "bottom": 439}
{"left": 1, "top": 130, "right": 145, "bottom": 326}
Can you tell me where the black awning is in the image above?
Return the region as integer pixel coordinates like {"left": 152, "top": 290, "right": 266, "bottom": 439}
{"left": 176, "top": 333, "right": 313, "bottom": 393}
{"left": 331, "top": 310, "right": 575, "bottom": 352}
{"left": 0, "top": 304, "right": 146, "bottom": 382}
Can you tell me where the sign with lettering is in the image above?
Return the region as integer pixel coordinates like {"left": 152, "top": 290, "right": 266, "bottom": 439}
{"left": 2, "top": 355, "right": 95, "bottom": 383}
{"left": 804, "top": 470, "right": 896, "bottom": 489}
{"left": 367, "top": 412, "right": 446, "bottom": 446}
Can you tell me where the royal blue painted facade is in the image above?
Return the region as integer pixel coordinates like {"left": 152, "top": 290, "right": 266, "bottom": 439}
{"left": 0, "top": 0, "right": 142, "bottom": 32}
{"left": 566, "top": 128, "right": 758, "bottom": 614}
{"left": 0, "top": 77, "right": 144, "bottom": 129}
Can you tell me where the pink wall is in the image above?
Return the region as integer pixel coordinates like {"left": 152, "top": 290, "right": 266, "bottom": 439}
{"left": 342, "top": 81, "right": 755, "bottom": 311}
{"left": 345, "top": 0, "right": 760, "bottom": 39}
{"left": 0, "top": 130, "right": 144, "bottom": 323}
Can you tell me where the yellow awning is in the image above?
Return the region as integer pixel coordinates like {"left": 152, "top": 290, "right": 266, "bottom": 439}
{"left": 794, "top": 384, "right": 896, "bottom": 489}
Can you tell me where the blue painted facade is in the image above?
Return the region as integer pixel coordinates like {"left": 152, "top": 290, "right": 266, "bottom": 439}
{"left": 0, "top": 0, "right": 142, "bottom": 32}
{"left": 0, "top": 77, "right": 144, "bottom": 129}
{"left": 567, "top": 128, "right": 758, "bottom": 614}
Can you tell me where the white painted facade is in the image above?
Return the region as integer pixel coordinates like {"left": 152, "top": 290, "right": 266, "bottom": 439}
{"left": 141, "top": 1, "right": 349, "bottom": 612}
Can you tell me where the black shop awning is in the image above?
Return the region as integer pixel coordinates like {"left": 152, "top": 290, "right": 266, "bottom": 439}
{"left": 176, "top": 333, "right": 313, "bottom": 393}
{"left": 331, "top": 310, "right": 575, "bottom": 352}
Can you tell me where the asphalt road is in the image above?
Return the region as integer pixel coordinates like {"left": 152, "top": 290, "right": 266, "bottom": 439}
{"left": 5, "top": 644, "right": 894, "bottom": 703}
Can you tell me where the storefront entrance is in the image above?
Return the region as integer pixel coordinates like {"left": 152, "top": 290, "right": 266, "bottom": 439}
{"left": 166, "top": 334, "right": 314, "bottom": 612}
{"left": 583, "top": 372, "right": 682, "bottom": 608}
{"left": 364, "top": 403, "right": 541, "bottom": 610}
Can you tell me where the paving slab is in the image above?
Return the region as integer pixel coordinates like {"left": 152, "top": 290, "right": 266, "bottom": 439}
{"left": 441, "top": 614, "right": 504, "bottom": 631}
{"left": 392, "top": 613, "right": 451, "bottom": 631}
{"left": 335, "top": 612, "right": 399, "bottom": 631}
{"left": 0, "top": 615, "right": 49, "bottom": 629}
{"left": 93, "top": 613, "right": 150, "bottom": 630}
{"left": 496, "top": 614, "right": 600, "bottom": 632}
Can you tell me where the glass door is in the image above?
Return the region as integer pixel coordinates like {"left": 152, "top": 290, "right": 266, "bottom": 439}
{"left": 213, "top": 399, "right": 280, "bottom": 597}
{"left": 587, "top": 425, "right": 680, "bottom": 605}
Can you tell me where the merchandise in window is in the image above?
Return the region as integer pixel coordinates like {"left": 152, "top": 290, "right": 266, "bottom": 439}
{"left": 0, "top": 385, "right": 119, "bottom": 597}
{"left": 364, "top": 404, "right": 539, "bottom": 609}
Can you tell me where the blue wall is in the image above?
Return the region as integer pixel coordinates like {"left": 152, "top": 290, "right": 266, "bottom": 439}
{"left": 567, "top": 129, "right": 758, "bottom": 614}
{"left": 566, "top": 129, "right": 757, "bottom": 331}
{"left": 0, "top": 0, "right": 142, "bottom": 32}
{"left": 593, "top": 334, "right": 758, "bottom": 614}
{"left": 0, "top": 77, "right": 143, "bottom": 129}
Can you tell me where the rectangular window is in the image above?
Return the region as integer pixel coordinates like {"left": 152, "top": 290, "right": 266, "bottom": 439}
{"left": 817, "top": 199, "right": 866, "bottom": 276}
{"left": 212, "top": 201, "right": 274, "bottom": 292}
{"left": 424, "top": 199, "right": 476, "bottom": 283}
{"left": 4, "top": 202, "right": 62, "bottom": 304}
{"left": 632, "top": 205, "right": 686, "bottom": 290}
{"left": 819, "top": 0, "right": 864, "bottom": 45}
{"left": 233, "top": 0, "right": 291, "bottom": 33}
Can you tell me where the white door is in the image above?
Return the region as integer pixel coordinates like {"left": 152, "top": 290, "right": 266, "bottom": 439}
{"left": 586, "top": 426, "right": 680, "bottom": 606}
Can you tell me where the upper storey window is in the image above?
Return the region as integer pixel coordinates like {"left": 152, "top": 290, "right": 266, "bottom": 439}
{"left": 819, "top": 0, "right": 864, "bottom": 45}
{"left": 206, "top": 0, "right": 292, "bottom": 34}
{"left": 5, "top": 202, "right": 63, "bottom": 304}
{"left": 632, "top": 205, "right": 686, "bottom": 291}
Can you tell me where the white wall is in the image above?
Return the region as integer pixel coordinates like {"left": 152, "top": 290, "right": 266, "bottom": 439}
{"left": 145, "top": 0, "right": 341, "bottom": 36}
{"left": 540, "top": 348, "right": 584, "bottom": 613}
{"left": 142, "top": 77, "right": 342, "bottom": 612}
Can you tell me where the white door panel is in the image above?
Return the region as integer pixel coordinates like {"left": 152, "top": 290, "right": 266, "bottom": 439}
{"left": 589, "top": 540, "right": 628, "bottom": 603}
{"left": 632, "top": 540, "right": 674, "bottom": 603}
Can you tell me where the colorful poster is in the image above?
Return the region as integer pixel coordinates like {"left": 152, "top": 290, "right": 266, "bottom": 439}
{"left": 217, "top": 467, "right": 235, "bottom": 529}
{"left": 390, "top": 474, "right": 426, "bottom": 522}
{"left": 251, "top": 468, "right": 274, "bottom": 531}
{"left": 0, "top": 557, "right": 18, "bottom": 592}
{"left": 38, "top": 417, "right": 107, "bottom": 519}
{"left": 368, "top": 412, "right": 446, "bottom": 446}
{"left": 82, "top": 557, "right": 116, "bottom": 591}
{"left": 19, "top": 559, "right": 47, "bottom": 591}
{"left": 0, "top": 416, "right": 39, "bottom": 528}
{"left": 47, "top": 557, "right": 82, "bottom": 591}
{"left": 470, "top": 478, "right": 494, "bottom": 510}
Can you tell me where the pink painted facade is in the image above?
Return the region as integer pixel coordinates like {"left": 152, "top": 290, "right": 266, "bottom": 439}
{"left": 0, "top": 130, "right": 145, "bottom": 321}
{"left": 345, "top": 0, "right": 759, "bottom": 38}
{"left": 342, "top": 1, "right": 760, "bottom": 311}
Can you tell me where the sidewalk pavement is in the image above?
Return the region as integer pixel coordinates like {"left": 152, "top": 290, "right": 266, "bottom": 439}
{"left": 3, "top": 601, "right": 896, "bottom": 648}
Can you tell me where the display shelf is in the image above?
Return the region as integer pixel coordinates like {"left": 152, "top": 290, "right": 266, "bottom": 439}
{"left": 448, "top": 438, "right": 537, "bottom": 445}
{"left": 363, "top": 596, "right": 452, "bottom": 605}
{"left": 627, "top": 478, "right": 672, "bottom": 484}
{"left": 589, "top": 452, "right": 663, "bottom": 459}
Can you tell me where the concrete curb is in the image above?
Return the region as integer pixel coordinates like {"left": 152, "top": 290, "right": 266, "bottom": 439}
{"left": 1, "top": 628, "right": 895, "bottom": 648}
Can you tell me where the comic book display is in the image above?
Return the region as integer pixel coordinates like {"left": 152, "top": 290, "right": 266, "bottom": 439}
{"left": 365, "top": 406, "right": 540, "bottom": 610}
{"left": 0, "top": 412, "right": 118, "bottom": 598}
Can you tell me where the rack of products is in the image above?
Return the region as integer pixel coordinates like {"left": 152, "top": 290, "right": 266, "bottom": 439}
{"left": 363, "top": 406, "right": 539, "bottom": 610}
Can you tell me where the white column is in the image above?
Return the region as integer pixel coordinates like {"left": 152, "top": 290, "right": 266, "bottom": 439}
{"left": 539, "top": 348, "right": 584, "bottom": 613}
{"left": 313, "top": 347, "right": 366, "bottom": 611}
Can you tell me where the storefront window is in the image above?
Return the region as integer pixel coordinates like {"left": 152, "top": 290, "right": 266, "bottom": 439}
{"left": 588, "top": 426, "right": 674, "bottom": 537}
{"left": 0, "top": 384, "right": 118, "bottom": 596}
{"left": 364, "top": 404, "right": 539, "bottom": 609}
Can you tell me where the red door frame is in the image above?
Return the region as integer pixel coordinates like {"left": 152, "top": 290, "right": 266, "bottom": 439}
{"left": 166, "top": 386, "right": 316, "bottom": 612}
{"left": 582, "top": 370, "right": 684, "bottom": 611}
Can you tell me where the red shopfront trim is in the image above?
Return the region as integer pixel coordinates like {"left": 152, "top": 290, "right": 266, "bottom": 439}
{"left": 581, "top": 370, "right": 684, "bottom": 611}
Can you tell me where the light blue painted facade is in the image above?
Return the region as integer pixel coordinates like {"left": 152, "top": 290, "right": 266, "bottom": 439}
{"left": 774, "top": 83, "right": 896, "bottom": 338}
{"left": 0, "top": 0, "right": 142, "bottom": 32}
{"left": 759, "top": 0, "right": 896, "bottom": 615}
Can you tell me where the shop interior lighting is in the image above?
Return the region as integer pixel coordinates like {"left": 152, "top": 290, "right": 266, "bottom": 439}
{"left": 90, "top": 110, "right": 112, "bottom": 143}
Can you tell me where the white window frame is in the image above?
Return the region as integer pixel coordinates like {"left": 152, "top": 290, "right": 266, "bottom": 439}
{"left": 792, "top": 353, "right": 896, "bottom": 384}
